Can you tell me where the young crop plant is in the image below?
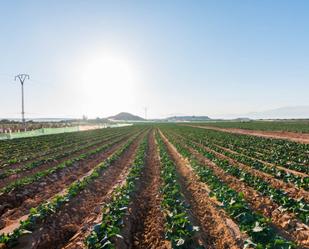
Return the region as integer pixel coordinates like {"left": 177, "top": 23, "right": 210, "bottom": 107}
{"left": 0, "top": 126, "right": 139, "bottom": 168}
{"left": 85, "top": 136, "right": 148, "bottom": 249}
{"left": 0, "top": 128, "right": 112, "bottom": 166}
{"left": 208, "top": 144, "right": 309, "bottom": 190}
{"left": 194, "top": 143, "right": 309, "bottom": 224}
{"left": 0, "top": 136, "right": 138, "bottom": 248}
{"left": 0, "top": 131, "right": 125, "bottom": 179}
{"left": 0, "top": 134, "right": 128, "bottom": 194}
{"left": 163, "top": 131, "right": 296, "bottom": 249}
{"left": 170, "top": 130, "right": 309, "bottom": 224}
{"left": 156, "top": 133, "right": 201, "bottom": 249}
{"left": 201, "top": 120, "right": 309, "bottom": 133}
{"left": 170, "top": 128, "right": 308, "bottom": 190}
{"left": 173, "top": 125, "right": 309, "bottom": 174}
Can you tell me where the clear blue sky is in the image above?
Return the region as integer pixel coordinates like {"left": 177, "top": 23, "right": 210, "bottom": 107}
{"left": 0, "top": 0, "right": 308, "bottom": 119}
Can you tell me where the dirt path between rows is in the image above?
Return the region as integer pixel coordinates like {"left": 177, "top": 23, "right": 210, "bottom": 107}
{"left": 185, "top": 125, "right": 309, "bottom": 144}
{"left": 13, "top": 132, "right": 146, "bottom": 249}
{"left": 159, "top": 130, "right": 245, "bottom": 249}
{"left": 127, "top": 130, "right": 169, "bottom": 249}
{"left": 174, "top": 137, "right": 309, "bottom": 247}
{"left": 0, "top": 135, "right": 133, "bottom": 228}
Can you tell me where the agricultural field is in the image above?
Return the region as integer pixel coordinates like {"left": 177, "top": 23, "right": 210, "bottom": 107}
{"left": 199, "top": 120, "right": 309, "bottom": 133}
{"left": 0, "top": 124, "right": 308, "bottom": 249}
{"left": 188, "top": 121, "right": 309, "bottom": 145}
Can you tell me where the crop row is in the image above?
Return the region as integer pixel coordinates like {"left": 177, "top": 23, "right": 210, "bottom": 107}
{"left": 182, "top": 126, "right": 308, "bottom": 173}
{"left": 156, "top": 132, "right": 200, "bottom": 249}
{"left": 0, "top": 133, "right": 139, "bottom": 248}
{"left": 0, "top": 126, "right": 139, "bottom": 166}
{"left": 209, "top": 143, "right": 308, "bottom": 190}
{"left": 162, "top": 130, "right": 297, "bottom": 249}
{"left": 0, "top": 128, "right": 105, "bottom": 164}
{"left": 86, "top": 135, "right": 148, "bottom": 249}
{"left": 0, "top": 130, "right": 127, "bottom": 179}
{"left": 199, "top": 120, "right": 309, "bottom": 133}
{"left": 166, "top": 130, "right": 309, "bottom": 224}
{"left": 171, "top": 128, "right": 308, "bottom": 190}
{"left": 0, "top": 132, "right": 131, "bottom": 194}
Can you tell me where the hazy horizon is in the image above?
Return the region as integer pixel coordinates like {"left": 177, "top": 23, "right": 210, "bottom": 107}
{"left": 1, "top": 1, "right": 309, "bottom": 119}
{"left": 2, "top": 105, "right": 309, "bottom": 121}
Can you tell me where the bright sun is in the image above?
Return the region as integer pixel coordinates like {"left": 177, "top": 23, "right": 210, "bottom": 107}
{"left": 79, "top": 53, "right": 138, "bottom": 116}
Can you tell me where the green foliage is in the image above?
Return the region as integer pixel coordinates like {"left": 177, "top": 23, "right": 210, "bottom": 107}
{"left": 179, "top": 125, "right": 309, "bottom": 174}
{"left": 156, "top": 133, "right": 197, "bottom": 248}
{"left": 186, "top": 137, "right": 308, "bottom": 224}
{"left": 0, "top": 130, "right": 126, "bottom": 179}
{"left": 0, "top": 135, "right": 127, "bottom": 194}
{"left": 0, "top": 126, "right": 140, "bottom": 168}
{"left": 85, "top": 136, "right": 148, "bottom": 249}
{"left": 163, "top": 129, "right": 296, "bottom": 249}
{"left": 201, "top": 120, "right": 309, "bottom": 133}
{"left": 0, "top": 134, "right": 139, "bottom": 247}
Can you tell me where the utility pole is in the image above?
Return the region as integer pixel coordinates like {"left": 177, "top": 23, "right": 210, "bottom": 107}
{"left": 15, "top": 74, "right": 30, "bottom": 126}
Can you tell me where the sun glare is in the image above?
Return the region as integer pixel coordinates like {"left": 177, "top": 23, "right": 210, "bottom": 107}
{"left": 79, "top": 53, "right": 138, "bottom": 116}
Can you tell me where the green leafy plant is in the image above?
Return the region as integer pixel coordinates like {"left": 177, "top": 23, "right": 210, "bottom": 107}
{"left": 85, "top": 136, "right": 148, "bottom": 249}
{"left": 163, "top": 129, "right": 296, "bottom": 249}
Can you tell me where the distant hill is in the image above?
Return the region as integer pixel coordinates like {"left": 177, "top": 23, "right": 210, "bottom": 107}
{"left": 108, "top": 112, "right": 145, "bottom": 121}
{"left": 165, "top": 115, "right": 211, "bottom": 122}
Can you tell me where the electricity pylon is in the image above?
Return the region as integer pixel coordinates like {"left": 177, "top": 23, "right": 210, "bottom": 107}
{"left": 15, "top": 74, "right": 30, "bottom": 125}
